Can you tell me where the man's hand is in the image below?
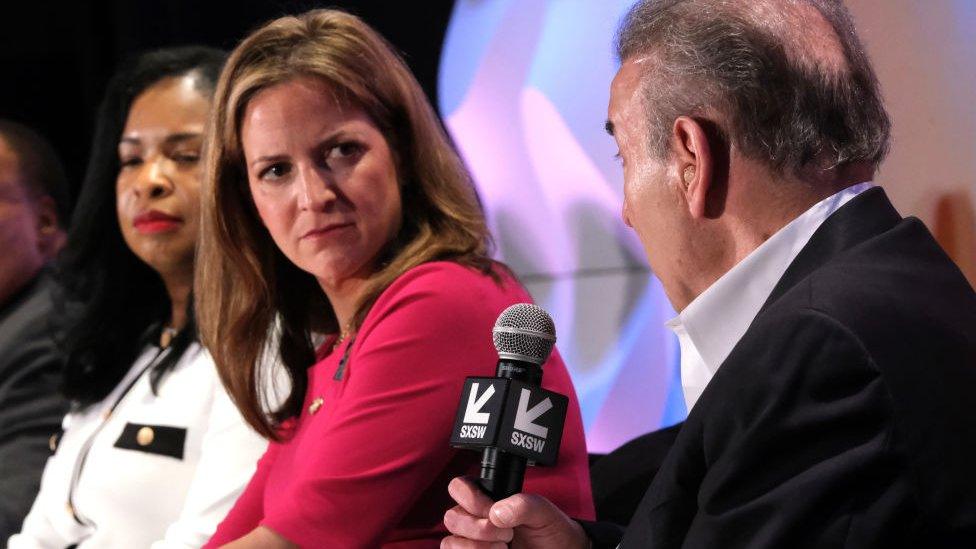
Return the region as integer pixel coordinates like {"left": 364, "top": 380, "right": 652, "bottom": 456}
{"left": 441, "top": 477, "right": 590, "bottom": 549}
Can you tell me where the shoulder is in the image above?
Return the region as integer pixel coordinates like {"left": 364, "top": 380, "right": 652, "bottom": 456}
{"left": 0, "top": 273, "right": 58, "bottom": 350}
{"left": 764, "top": 221, "right": 976, "bottom": 374}
{"left": 724, "top": 306, "right": 877, "bottom": 397}
{"left": 379, "top": 261, "right": 516, "bottom": 299}
{"left": 150, "top": 342, "right": 225, "bottom": 405}
{"left": 354, "top": 261, "right": 530, "bottom": 359}
{"left": 171, "top": 342, "right": 220, "bottom": 384}
{"left": 363, "top": 261, "right": 525, "bottom": 327}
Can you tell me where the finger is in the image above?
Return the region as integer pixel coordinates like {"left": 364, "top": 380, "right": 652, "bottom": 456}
{"left": 489, "top": 493, "right": 567, "bottom": 529}
{"left": 447, "top": 476, "right": 496, "bottom": 518}
{"left": 440, "top": 535, "right": 508, "bottom": 549}
{"left": 443, "top": 506, "right": 514, "bottom": 543}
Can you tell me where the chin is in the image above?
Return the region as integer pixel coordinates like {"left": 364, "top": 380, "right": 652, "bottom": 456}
{"left": 303, "top": 259, "right": 363, "bottom": 287}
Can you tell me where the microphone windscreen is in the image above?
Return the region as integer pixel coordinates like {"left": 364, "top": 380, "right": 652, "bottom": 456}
{"left": 492, "top": 303, "right": 556, "bottom": 365}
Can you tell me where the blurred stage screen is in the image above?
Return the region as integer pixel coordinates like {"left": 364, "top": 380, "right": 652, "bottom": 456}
{"left": 439, "top": 0, "right": 685, "bottom": 453}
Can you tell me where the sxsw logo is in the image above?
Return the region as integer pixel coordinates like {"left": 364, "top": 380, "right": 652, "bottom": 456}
{"left": 509, "top": 388, "right": 551, "bottom": 452}
{"left": 451, "top": 378, "right": 506, "bottom": 449}
{"left": 450, "top": 377, "right": 568, "bottom": 466}
{"left": 458, "top": 382, "right": 496, "bottom": 439}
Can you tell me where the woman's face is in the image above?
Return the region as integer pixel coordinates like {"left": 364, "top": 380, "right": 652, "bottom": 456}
{"left": 240, "top": 76, "right": 402, "bottom": 292}
{"left": 116, "top": 75, "right": 209, "bottom": 278}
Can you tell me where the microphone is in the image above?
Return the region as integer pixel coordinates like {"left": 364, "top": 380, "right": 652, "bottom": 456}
{"left": 450, "top": 303, "right": 569, "bottom": 500}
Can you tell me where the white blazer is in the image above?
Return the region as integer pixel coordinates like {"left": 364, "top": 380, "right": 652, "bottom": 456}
{"left": 8, "top": 342, "right": 268, "bottom": 549}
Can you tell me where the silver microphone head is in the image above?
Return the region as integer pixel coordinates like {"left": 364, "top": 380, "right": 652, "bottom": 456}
{"left": 492, "top": 303, "right": 557, "bottom": 365}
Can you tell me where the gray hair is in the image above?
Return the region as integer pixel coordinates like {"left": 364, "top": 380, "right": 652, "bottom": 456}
{"left": 615, "top": 0, "right": 890, "bottom": 175}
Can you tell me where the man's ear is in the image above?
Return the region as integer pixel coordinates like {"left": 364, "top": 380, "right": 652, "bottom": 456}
{"left": 671, "top": 116, "right": 714, "bottom": 219}
{"left": 33, "top": 195, "right": 65, "bottom": 260}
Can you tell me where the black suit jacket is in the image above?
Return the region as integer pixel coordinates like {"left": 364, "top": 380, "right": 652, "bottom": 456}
{"left": 589, "top": 423, "right": 682, "bottom": 526}
{"left": 586, "top": 188, "right": 976, "bottom": 548}
{"left": 0, "top": 272, "right": 68, "bottom": 541}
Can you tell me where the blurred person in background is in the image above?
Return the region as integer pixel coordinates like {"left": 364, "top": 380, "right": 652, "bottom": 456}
{"left": 195, "top": 9, "right": 594, "bottom": 548}
{"left": 0, "top": 119, "right": 71, "bottom": 541}
{"left": 8, "top": 47, "right": 267, "bottom": 549}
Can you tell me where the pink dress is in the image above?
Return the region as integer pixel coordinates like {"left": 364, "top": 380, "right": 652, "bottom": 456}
{"left": 206, "top": 261, "right": 594, "bottom": 548}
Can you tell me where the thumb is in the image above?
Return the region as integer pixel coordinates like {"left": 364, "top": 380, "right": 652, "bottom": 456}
{"left": 488, "top": 493, "right": 564, "bottom": 529}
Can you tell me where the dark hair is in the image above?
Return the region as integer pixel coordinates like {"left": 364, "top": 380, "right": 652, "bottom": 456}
{"left": 57, "top": 46, "right": 226, "bottom": 407}
{"left": 615, "top": 0, "right": 890, "bottom": 175}
{"left": 0, "top": 119, "right": 71, "bottom": 225}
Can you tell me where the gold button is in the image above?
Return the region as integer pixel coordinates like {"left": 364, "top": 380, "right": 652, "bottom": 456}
{"left": 136, "top": 426, "right": 155, "bottom": 446}
{"left": 308, "top": 397, "right": 324, "bottom": 415}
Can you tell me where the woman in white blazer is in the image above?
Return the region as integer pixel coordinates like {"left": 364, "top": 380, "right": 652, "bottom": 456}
{"left": 8, "top": 47, "right": 267, "bottom": 549}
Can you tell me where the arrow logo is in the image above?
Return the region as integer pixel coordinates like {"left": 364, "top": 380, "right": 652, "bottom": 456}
{"left": 463, "top": 383, "right": 495, "bottom": 424}
{"left": 514, "top": 388, "right": 552, "bottom": 438}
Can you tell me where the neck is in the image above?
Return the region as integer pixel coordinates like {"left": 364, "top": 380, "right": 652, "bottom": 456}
{"left": 673, "top": 161, "right": 873, "bottom": 311}
{"left": 160, "top": 267, "right": 193, "bottom": 331}
{"left": 319, "top": 275, "right": 370, "bottom": 334}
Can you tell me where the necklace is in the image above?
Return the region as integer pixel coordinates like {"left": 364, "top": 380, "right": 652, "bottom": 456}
{"left": 160, "top": 325, "right": 178, "bottom": 349}
{"left": 311, "top": 328, "right": 356, "bottom": 416}
{"left": 331, "top": 322, "right": 354, "bottom": 351}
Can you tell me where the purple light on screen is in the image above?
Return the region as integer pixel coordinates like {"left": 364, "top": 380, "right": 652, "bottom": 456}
{"left": 439, "top": 0, "right": 686, "bottom": 452}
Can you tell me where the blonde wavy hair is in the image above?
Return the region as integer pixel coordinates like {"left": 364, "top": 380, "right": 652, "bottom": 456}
{"left": 195, "top": 9, "right": 493, "bottom": 439}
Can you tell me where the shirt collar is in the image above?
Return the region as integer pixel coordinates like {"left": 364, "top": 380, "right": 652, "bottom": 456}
{"left": 666, "top": 181, "right": 875, "bottom": 407}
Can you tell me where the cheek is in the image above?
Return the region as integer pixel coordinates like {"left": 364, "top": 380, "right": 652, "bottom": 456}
{"left": 0, "top": 208, "right": 38, "bottom": 247}
{"left": 248, "top": 185, "right": 295, "bottom": 249}
{"left": 249, "top": 190, "right": 278, "bottom": 231}
{"left": 622, "top": 173, "right": 649, "bottom": 230}
{"left": 176, "top": 172, "right": 202, "bottom": 212}
{"left": 381, "top": 189, "right": 403, "bottom": 238}
{"left": 115, "top": 188, "right": 134, "bottom": 241}
{"left": 115, "top": 177, "right": 130, "bottom": 219}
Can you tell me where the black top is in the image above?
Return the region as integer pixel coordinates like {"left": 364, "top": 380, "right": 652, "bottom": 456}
{"left": 0, "top": 271, "right": 69, "bottom": 540}
{"left": 586, "top": 188, "right": 976, "bottom": 548}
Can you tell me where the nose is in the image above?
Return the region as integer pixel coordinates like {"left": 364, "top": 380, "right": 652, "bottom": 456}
{"left": 133, "top": 156, "right": 174, "bottom": 200}
{"left": 296, "top": 165, "right": 337, "bottom": 211}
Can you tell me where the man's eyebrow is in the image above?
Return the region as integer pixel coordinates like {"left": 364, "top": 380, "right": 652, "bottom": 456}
{"left": 604, "top": 120, "right": 615, "bottom": 136}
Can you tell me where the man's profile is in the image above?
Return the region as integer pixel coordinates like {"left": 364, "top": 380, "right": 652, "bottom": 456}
{"left": 442, "top": 1, "right": 976, "bottom": 547}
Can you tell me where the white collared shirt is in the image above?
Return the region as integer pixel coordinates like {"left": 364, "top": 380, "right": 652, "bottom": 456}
{"left": 666, "top": 182, "right": 875, "bottom": 411}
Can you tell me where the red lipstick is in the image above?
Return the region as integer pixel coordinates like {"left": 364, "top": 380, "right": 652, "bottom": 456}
{"left": 133, "top": 210, "right": 183, "bottom": 234}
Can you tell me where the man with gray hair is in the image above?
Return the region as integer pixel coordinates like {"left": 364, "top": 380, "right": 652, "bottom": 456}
{"left": 442, "top": 0, "right": 976, "bottom": 547}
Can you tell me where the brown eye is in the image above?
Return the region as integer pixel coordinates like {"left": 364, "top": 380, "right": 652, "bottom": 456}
{"left": 325, "top": 142, "right": 364, "bottom": 167}
{"left": 336, "top": 142, "right": 362, "bottom": 157}
{"left": 259, "top": 163, "right": 291, "bottom": 181}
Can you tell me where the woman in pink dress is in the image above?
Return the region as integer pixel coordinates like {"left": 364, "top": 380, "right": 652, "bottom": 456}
{"left": 194, "top": 9, "right": 594, "bottom": 549}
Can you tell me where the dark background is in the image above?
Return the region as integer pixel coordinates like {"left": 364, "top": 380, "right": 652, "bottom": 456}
{"left": 0, "top": 0, "right": 456, "bottom": 209}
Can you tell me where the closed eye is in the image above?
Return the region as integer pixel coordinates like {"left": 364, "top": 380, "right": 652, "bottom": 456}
{"left": 171, "top": 150, "right": 201, "bottom": 165}
{"left": 119, "top": 156, "right": 143, "bottom": 169}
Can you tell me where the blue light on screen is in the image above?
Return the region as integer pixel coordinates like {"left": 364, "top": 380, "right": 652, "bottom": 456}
{"left": 438, "top": 0, "right": 686, "bottom": 452}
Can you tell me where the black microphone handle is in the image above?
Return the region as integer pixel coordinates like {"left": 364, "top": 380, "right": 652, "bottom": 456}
{"left": 477, "top": 358, "right": 542, "bottom": 500}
